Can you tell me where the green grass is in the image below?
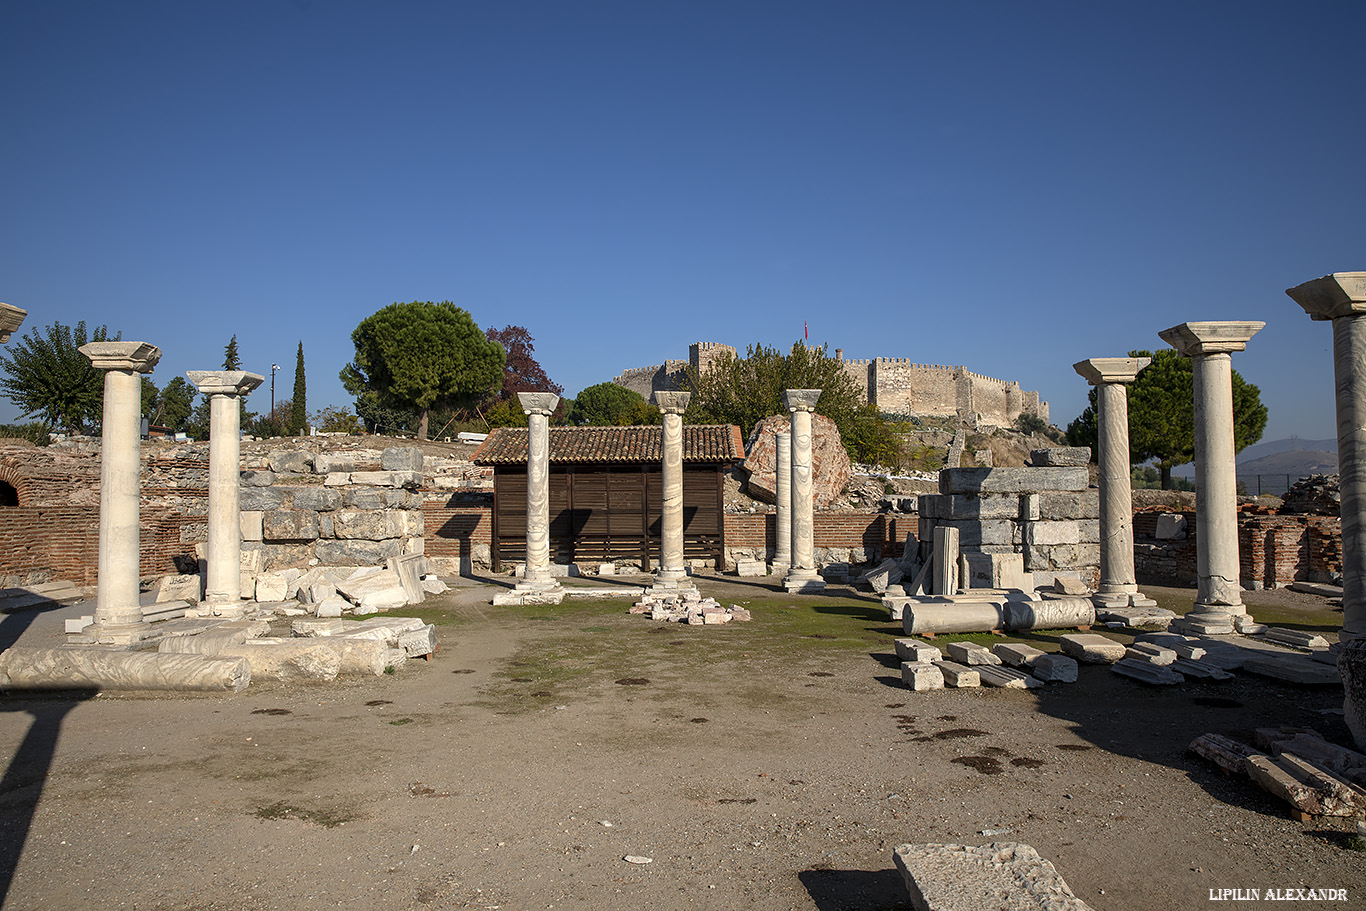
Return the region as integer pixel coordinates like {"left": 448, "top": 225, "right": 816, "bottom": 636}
{"left": 470, "top": 590, "right": 902, "bottom": 714}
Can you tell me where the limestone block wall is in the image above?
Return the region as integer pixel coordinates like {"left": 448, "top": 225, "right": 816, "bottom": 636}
{"left": 237, "top": 447, "right": 426, "bottom": 573}
{"left": 0, "top": 439, "right": 431, "bottom": 587}
{"left": 917, "top": 463, "right": 1101, "bottom": 587}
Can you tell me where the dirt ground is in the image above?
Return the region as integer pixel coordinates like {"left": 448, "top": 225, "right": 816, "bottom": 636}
{"left": 2, "top": 576, "right": 1364, "bottom": 911}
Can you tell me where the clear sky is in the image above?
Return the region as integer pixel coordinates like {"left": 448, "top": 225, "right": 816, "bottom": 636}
{"left": 3, "top": 1, "right": 1363, "bottom": 441}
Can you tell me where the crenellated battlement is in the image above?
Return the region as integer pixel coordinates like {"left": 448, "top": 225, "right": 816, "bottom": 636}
{"left": 612, "top": 341, "right": 1048, "bottom": 428}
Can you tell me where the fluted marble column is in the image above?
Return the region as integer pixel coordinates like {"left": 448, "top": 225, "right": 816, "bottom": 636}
{"left": 0, "top": 303, "right": 26, "bottom": 343}
{"left": 652, "top": 391, "right": 692, "bottom": 588}
{"left": 80, "top": 341, "right": 162, "bottom": 644}
{"left": 516, "top": 392, "right": 560, "bottom": 591}
{"left": 1074, "top": 357, "right": 1156, "bottom": 610}
{"left": 1287, "top": 273, "right": 1366, "bottom": 749}
{"left": 782, "top": 389, "right": 825, "bottom": 593}
{"left": 189, "top": 370, "right": 264, "bottom": 613}
{"left": 772, "top": 430, "right": 792, "bottom": 574}
{"left": 1159, "top": 321, "right": 1263, "bottom": 634}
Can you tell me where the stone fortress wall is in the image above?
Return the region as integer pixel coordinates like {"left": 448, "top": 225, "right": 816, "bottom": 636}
{"left": 614, "top": 342, "right": 1048, "bottom": 428}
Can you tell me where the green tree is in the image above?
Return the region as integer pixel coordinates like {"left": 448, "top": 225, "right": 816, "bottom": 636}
{"left": 223, "top": 334, "right": 241, "bottom": 370}
{"left": 341, "top": 301, "right": 505, "bottom": 440}
{"left": 687, "top": 342, "right": 881, "bottom": 460}
{"left": 565, "top": 383, "right": 660, "bottom": 426}
{"left": 0, "top": 320, "right": 119, "bottom": 433}
{"left": 289, "top": 341, "right": 307, "bottom": 435}
{"left": 312, "top": 405, "right": 362, "bottom": 434}
{"left": 158, "top": 377, "right": 196, "bottom": 431}
{"left": 141, "top": 377, "right": 160, "bottom": 420}
{"left": 1066, "top": 349, "right": 1268, "bottom": 488}
{"left": 483, "top": 397, "right": 530, "bottom": 428}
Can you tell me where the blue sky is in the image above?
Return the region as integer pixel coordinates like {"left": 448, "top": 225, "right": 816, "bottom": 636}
{"left": 2, "top": 1, "right": 1363, "bottom": 441}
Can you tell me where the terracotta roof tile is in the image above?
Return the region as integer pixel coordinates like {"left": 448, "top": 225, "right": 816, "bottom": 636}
{"left": 471, "top": 425, "right": 745, "bottom": 465}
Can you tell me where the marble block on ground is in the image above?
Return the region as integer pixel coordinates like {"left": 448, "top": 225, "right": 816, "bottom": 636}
{"left": 895, "top": 639, "right": 943, "bottom": 663}
{"left": 932, "top": 659, "right": 981, "bottom": 688}
{"left": 1059, "top": 633, "right": 1126, "bottom": 664}
{"left": 1032, "top": 654, "right": 1078, "bottom": 683}
{"left": 992, "top": 642, "right": 1045, "bottom": 668}
{"left": 1126, "top": 642, "right": 1177, "bottom": 665}
{"left": 892, "top": 842, "right": 1095, "bottom": 911}
{"left": 977, "top": 665, "right": 1042, "bottom": 689}
{"left": 902, "top": 661, "right": 945, "bottom": 691}
{"left": 946, "top": 642, "right": 1002, "bottom": 666}
{"left": 1112, "top": 657, "right": 1183, "bottom": 685}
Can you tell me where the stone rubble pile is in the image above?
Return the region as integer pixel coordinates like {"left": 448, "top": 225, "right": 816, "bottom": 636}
{"left": 1278, "top": 473, "right": 1341, "bottom": 516}
{"left": 893, "top": 625, "right": 1340, "bottom": 693}
{"left": 1190, "top": 726, "right": 1366, "bottom": 820}
{"left": 628, "top": 590, "right": 752, "bottom": 625}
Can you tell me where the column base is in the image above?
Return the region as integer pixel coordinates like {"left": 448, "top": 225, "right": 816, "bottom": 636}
{"left": 652, "top": 567, "right": 690, "bottom": 587}
{"left": 514, "top": 576, "right": 562, "bottom": 593}
{"left": 85, "top": 620, "right": 153, "bottom": 646}
{"left": 769, "top": 561, "right": 791, "bottom": 577}
{"left": 1092, "top": 590, "right": 1158, "bottom": 610}
{"left": 1173, "top": 601, "right": 1249, "bottom": 636}
{"left": 1340, "top": 639, "right": 1366, "bottom": 751}
{"left": 782, "top": 569, "right": 826, "bottom": 594}
{"left": 202, "top": 599, "right": 250, "bottom": 619}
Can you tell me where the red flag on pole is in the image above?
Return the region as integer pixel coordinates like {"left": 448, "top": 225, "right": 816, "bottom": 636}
{"left": 804, "top": 320, "right": 808, "bottom": 340}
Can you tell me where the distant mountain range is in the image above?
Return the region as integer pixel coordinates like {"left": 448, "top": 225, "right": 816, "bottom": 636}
{"left": 1170, "top": 437, "right": 1338, "bottom": 481}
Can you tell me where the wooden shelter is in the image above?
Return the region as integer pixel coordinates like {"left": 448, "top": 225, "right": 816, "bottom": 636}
{"left": 471, "top": 424, "right": 745, "bottom": 570}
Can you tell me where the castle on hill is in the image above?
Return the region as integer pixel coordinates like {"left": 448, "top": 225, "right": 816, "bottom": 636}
{"left": 611, "top": 342, "right": 1049, "bottom": 429}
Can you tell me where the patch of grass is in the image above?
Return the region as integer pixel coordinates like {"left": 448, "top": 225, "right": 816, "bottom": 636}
{"left": 389, "top": 717, "right": 414, "bottom": 726}
{"left": 253, "top": 801, "right": 355, "bottom": 828}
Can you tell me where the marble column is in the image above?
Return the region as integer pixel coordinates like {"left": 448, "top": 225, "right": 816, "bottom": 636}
{"left": 782, "top": 389, "right": 826, "bottom": 593}
{"left": 652, "top": 391, "right": 692, "bottom": 588}
{"left": 80, "top": 341, "right": 162, "bottom": 644}
{"left": 516, "top": 392, "right": 561, "bottom": 592}
{"left": 0, "top": 302, "right": 27, "bottom": 343}
{"left": 772, "top": 430, "right": 792, "bottom": 574}
{"left": 1074, "top": 357, "right": 1157, "bottom": 611}
{"left": 188, "top": 370, "right": 264, "bottom": 613}
{"left": 1287, "top": 273, "right": 1366, "bottom": 749}
{"left": 1158, "top": 321, "right": 1264, "bottom": 634}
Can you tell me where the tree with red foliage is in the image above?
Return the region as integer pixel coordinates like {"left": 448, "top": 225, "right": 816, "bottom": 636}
{"left": 485, "top": 325, "right": 562, "bottom": 401}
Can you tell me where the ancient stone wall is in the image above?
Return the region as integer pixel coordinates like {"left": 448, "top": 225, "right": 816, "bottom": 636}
{"left": 612, "top": 342, "right": 1048, "bottom": 428}
{"left": 0, "top": 439, "right": 462, "bottom": 588}
{"left": 917, "top": 461, "right": 1102, "bottom": 588}
{"left": 721, "top": 511, "right": 906, "bottom": 569}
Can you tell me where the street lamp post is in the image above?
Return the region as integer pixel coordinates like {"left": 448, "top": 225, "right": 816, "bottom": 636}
{"left": 270, "top": 363, "right": 280, "bottom": 420}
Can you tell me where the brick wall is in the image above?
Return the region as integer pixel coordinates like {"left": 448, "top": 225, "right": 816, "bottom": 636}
{"left": 0, "top": 506, "right": 195, "bottom": 587}
{"left": 722, "top": 511, "right": 905, "bottom": 567}
{"left": 1135, "top": 508, "right": 1341, "bottom": 587}
{"left": 422, "top": 502, "right": 493, "bottom": 574}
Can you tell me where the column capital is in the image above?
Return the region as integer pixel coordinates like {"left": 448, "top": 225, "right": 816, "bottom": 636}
{"left": 781, "top": 389, "right": 822, "bottom": 413}
{"left": 187, "top": 370, "right": 264, "bottom": 397}
{"left": 517, "top": 392, "right": 560, "bottom": 416}
{"left": 651, "top": 391, "right": 691, "bottom": 414}
{"left": 79, "top": 341, "right": 161, "bottom": 373}
{"left": 1158, "top": 321, "right": 1264, "bottom": 357}
{"left": 0, "top": 302, "right": 27, "bottom": 343}
{"left": 1287, "top": 272, "right": 1366, "bottom": 321}
{"left": 1073, "top": 357, "right": 1150, "bottom": 386}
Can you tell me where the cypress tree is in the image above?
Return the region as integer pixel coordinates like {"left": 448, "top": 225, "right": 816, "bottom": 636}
{"left": 290, "top": 341, "right": 307, "bottom": 435}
